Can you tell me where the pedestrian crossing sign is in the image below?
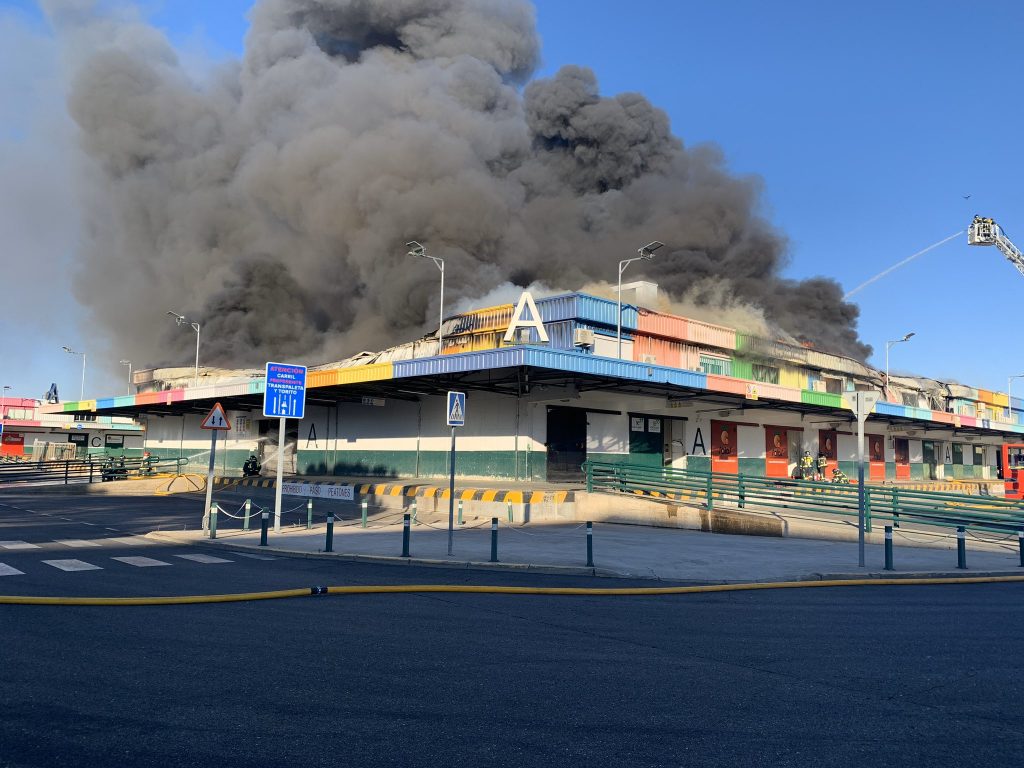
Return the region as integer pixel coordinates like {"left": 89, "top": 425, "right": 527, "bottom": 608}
{"left": 447, "top": 391, "right": 466, "bottom": 427}
{"left": 200, "top": 402, "right": 232, "bottom": 430}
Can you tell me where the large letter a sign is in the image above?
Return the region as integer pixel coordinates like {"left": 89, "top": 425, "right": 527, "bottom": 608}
{"left": 503, "top": 292, "right": 549, "bottom": 343}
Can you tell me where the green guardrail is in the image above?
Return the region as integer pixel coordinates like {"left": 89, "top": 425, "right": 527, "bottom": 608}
{"left": 583, "top": 460, "right": 1024, "bottom": 537}
{"left": 0, "top": 456, "right": 189, "bottom": 485}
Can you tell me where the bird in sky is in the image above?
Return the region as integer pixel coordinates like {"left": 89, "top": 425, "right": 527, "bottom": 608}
{"left": 962, "top": 194, "right": 972, "bottom": 200}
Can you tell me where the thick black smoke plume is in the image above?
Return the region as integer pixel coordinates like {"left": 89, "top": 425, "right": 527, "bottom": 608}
{"left": 43, "top": 0, "right": 871, "bottom": 369}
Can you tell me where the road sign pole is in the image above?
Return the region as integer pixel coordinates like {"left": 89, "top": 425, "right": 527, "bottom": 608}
{"left": 448, "top": 426, "right": 456, "bottom": 556}
{"left": 274, "top": 415, "right": 285, "bottom": 532}
{"left": 203, "top": 430, "right": 218, "bottom": 531}
{"left": 856, "top": 407, "right": 866, "bottom": 568}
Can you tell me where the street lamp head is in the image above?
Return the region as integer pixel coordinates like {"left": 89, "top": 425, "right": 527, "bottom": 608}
{"left": 902, "top": 332, "right": 916, "bottom": 342}
{"left": 406, "top": 240, "right": 425, "bottom": 258}
{"left": 62, "top": 346, "right": 72, "bottom": 353}
{"left": 638, "top": 241, "right": 664, "bottom": 259}
{"left": 167, "top": 310, "right": 187, "bottom": 326}
{"left": 119, "top": 360, "right": 131, "bottom": 366}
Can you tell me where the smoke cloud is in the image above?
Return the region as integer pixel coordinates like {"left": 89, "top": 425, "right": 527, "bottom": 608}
{"left": 42, "top": 0, "right": 871, "bottom": 372}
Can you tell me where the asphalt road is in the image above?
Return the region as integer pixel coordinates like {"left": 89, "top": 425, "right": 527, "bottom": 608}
{"left": 1, "top": 493, "right": 1023, "bottom": 767}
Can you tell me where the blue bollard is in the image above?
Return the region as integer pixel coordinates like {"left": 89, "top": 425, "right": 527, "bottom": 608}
{"left": 490, "top": 518, "right": 499, "bottom": 563}
{"left": 401, "top": 513, "right": 411, "bottom": 557}
{"left": 259, "top": 510, "right": 269, "bottom": 547}
{"left": 361, "top": 499, "right": 368, "bottom": 528}
{"left": 586, "top": 521, "right": 594, "bottom": 568}
{"left": 957, "top": 526, "right": 967, "bottom": 569}
{"left": 1019, "top": 530, "right": 1024, "bottom": 568}
{"left": 884, "top": 525, "right": 893, "bottom": 571}
{"left": 325, "top": 512, "right": 334, "bottom": 553}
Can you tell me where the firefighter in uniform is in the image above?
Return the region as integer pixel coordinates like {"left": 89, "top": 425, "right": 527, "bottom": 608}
{"left": 799, "top": 451, "right": 814, "bottom": 480}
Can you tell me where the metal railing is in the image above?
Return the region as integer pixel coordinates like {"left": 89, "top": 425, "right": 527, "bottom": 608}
{"left": 583, "top": 460, "right": 1024, "bottom": 536}
{"left": 0, "top": 456, "right": 188, "bottom": 486}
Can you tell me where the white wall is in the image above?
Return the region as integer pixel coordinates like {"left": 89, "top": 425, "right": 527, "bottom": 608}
{"left": 587, "top": 411, "right": 628, "bottom": 454}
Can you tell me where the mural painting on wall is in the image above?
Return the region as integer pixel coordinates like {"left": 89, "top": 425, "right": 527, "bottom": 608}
{"left": 770, "top": 431, "right": 785, "bottom": 458}
{"left": 710, "top": 421, "right": 738, "bottom": 473}
{"left": 870, "top": 437, "right": 884, "bottom": 463}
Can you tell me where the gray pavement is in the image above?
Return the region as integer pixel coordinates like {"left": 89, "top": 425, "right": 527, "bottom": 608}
{"left": 159, "top": 515, "right": 1024, "bottom": 582}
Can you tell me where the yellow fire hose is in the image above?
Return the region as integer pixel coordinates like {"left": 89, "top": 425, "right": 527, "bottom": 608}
{"left": 2, "top": 575, "right": 1023, "bottom": 606}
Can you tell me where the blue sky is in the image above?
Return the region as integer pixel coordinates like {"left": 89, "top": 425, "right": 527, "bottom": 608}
{"left": 2, "top": 0, "right": 1022, "bottom": 399}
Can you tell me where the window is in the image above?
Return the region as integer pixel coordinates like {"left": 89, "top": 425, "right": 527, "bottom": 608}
{"left": 3, "top": 408, "right": 32, "bottom": 420}
{"left": 901, "top": 392, "right": 919, "bottom": 407}
{"left": 824, "top": 377, "right": 844, "bottom": 395}
{"left": 699, "top": 355, "right": 731, "bottom": 376}
{"left": 752, "top": 364, "right": 779, "bottom": 384}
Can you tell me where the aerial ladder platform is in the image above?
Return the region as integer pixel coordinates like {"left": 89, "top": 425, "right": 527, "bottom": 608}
{"left": 967, "top": 215, "right": 1024, "bottom": 277}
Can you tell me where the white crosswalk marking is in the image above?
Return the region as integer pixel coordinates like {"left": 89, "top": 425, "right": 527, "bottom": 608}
{"left": 174, "top": 554, "right": 233, "bottom": 564}
{"left": 0, "top": 541, "right": 41, "bottom": 550}
{"left": 107, "top": 537, "right": 148, "bottom": 547}
{"left": 112, "top": 556, "right": 171, "bottom": 568}
{"left": 0, "top": 563, "right": 25, "bottom": 576}
{"left": 54, "top": 539, "right": 102, "bottom": 548}
{"left": 43, "top": 559, "right": 102, "bottom": 572}
{"left": 233, "top": 553, "right": 276, "bottom": 560}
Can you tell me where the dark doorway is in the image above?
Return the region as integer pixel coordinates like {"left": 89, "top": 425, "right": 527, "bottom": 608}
{"left": 546, "top": 407, "right": 587, "bottom": 482}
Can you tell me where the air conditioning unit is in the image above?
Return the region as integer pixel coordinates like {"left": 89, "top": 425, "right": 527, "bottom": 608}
{"left": 573, "top": 328, "right": 595, "bottom": 348}
{"left": 812, "top": 381, "right": 827, "bottom": 393}
{"left": 640, "top": 354, "right": 657, "bottom": 364}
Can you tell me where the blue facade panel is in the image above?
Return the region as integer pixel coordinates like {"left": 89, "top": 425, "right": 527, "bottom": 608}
{"left": 95, "top": 398, "right": 116, "bottom": 410}
{"left": 521, "top": 348, "right": 707, "bottom": 389}
{"left": 393, "top": 348, "right": 527, "bottom": 379}
{"left": 874, "top": 402, "right": 910, "bottom": 418}
{"left": 536, "top": 293, "right": 638, "bottom": 331}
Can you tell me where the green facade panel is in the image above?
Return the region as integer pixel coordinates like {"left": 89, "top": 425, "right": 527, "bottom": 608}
{"left": 738, "top": 458, "right": 765, "bottom": 477}
{"left": 909, "top": 463, "right": 924, "bottom": 480}
{"left": 800, "top": 390, "right": 844, "bottom": 408}
{"left": 731, "top": 358, "right": 753, "bottom": 381}
{"left": 296, "top": 449, "right": 546, "bottom": 481}
{"left": 687, "top": 456, "right": 712, "bottom": 473}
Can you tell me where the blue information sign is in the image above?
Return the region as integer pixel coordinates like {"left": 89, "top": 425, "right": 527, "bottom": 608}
{"left": 263, "top": 362, "right": 307, "bottom": 419}
{"left": 447, "top": 391, "right": 466, "bottom": 427}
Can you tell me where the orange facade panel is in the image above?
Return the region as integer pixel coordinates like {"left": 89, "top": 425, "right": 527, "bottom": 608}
{"left": 706, "top": 374, "right": 748, "bottom": 396}
{"left": 637, "top": 309, "right": 689, "bottom": 341}
{"left": 632, "top": 335, "right": 699, "bottom": 369}
{"left": 685, "top": 319, "right": 737, "bottom": 351}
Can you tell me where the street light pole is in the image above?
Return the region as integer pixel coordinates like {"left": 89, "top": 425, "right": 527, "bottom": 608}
{"left": 883, "top": 332, "right": 916, "bottom": 399}
{"left": 1009, "top": 374, "right": 1024, "bottom": 419}
{"left": 1, "top": 385, "right": 10, "bottom": 450}
{"left": 407, "top": 242, "right": 445, "bottom": 354}
{"left": 120, "top": 360, "right": 133, "bottom": 396}
{"left": 167, "top": 312, "right": 201, "bottom": 387}
{"left": 62, "top": 346, "right": 86, "bottom": 400}
{"left": 617, "top": 241, "right": 663, "bottom": 359}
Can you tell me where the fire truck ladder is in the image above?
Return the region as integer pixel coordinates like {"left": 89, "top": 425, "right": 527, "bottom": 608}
{"left": 968, "top": 215, "right": 1024, "bottom": 278}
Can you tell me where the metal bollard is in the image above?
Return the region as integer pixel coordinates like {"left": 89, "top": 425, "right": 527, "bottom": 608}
{"left": 1019, "top": 530, "right": 1024, "bottom": 568}
{"left": 259, "top": 510, "right": 269, "bottom": 547}
{"left": 884, "top": 525, "right": 893, "bottom": 571}
{"left": 401, "top": 513, "right": 411, "bottom": 558}
{"left": 957, "top": 526, "right": 967, "bottom": 569}
{"left": 306, "top": 499, "right": 313, "bottom": 530}
{"left": 586, "top": 521, "right": 594, "bottom": 568}
{"left": 507, "top": 501, "right": 513, "bottom": 523}
{"left": 458, "top": 499, "right": 464, "bottom": 526}
{"left": 490, "top": 518, "right": 499, "bottom": 562}
{"left": 209, "top": 505, "right": 218, "bottom": 540}
{"left": 243, "top": 499, "right": 251, "bottom": 531}
{"left": 411, "top": 499, "right": 418, "bottom": 525}
{"left": 738, "top": 475, "right": 745, "bottom": 509}
{"left": 325, "top": 512, "right": 334, "bottom": 553}
{"left": 361, "top": 499, "right": 368, "bottom": 528}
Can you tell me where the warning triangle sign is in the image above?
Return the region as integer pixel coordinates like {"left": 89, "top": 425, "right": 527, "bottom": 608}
{"left": 200, "top": 402, "right": 232, "bottom": 430}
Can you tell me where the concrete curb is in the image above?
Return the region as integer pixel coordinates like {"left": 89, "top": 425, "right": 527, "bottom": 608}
{"left": 144, "top": 530, "right": 1024, "bottom": 584}
{"left": 145, "top": 531, "right": 616, "bottom": 578}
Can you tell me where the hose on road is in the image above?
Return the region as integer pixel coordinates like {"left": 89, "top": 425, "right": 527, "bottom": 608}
{"left": 2, "top": 574, "right": 1023, "bottom": 606}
